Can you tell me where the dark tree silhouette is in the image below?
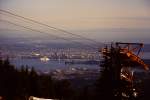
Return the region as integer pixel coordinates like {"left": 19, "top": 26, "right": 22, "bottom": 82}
{"left": 95, "top": 47, "right": 114, "bottom": 100}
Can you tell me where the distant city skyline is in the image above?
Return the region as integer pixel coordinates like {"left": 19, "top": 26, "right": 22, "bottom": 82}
{"left": 0, "top": 0, "right": 150, "bottom": 43}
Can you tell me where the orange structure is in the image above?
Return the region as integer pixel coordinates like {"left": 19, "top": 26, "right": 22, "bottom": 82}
{"left": 101, "top": 42, "right": 149, "bottom": 81}
{"left": 100, "top": 42, "right": 149, "bottom": 98}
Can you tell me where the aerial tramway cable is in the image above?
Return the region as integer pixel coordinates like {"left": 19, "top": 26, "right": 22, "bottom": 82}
{"left": 0, "top": 9, "right": 102, "bottom": 45}
{"left": 0, "top": 19, "right": 98, "bottom": 49}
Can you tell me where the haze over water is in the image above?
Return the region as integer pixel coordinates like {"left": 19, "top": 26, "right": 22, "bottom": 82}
{"left": 0, "top": 0, "right": 150, "bottom": 72}
{"left": 0, "top": 0, "right": 150, "bottom": 43}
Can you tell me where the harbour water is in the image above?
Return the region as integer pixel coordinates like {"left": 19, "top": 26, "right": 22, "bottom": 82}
{"left": 10, "top": 52, "right": 150, "bottom": 73}
{"left": 10, "top": 58, "right": 99, "bottom": 72}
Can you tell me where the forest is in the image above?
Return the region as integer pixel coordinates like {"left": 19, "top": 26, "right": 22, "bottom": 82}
{"left": 0, "top": 57, "right": 150, "bottom": 100}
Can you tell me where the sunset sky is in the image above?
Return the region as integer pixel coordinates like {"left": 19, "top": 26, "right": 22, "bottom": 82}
{"left": 0, "top": 0, "right": 150, "bottom": 43}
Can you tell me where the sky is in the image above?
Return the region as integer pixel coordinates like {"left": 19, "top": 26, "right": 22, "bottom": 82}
{"left": 0, "top": 0, "right": 150, "bottom": 43}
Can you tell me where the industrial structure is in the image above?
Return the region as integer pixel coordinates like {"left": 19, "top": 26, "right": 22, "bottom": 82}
{"left": 101, "top": 42, "right": 149, "bottom": 99}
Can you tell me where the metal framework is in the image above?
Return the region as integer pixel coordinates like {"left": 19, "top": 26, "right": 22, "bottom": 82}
{"left": 101, "top": 42, "right": 149, "bottom": 98}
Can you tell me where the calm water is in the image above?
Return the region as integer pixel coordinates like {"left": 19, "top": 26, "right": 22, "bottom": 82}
{"left": 10, "top": 52, "right": 150, "bottom": 72}
{"left": 11, "top": 58, "right": 99, "bottom": 72}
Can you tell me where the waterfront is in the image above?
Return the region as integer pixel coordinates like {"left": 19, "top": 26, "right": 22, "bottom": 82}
{"left": 9, "top": 52, "right": 150, "bottom": 72}
{"left": 10, "top": 58, "right": 99, "bottom": 73}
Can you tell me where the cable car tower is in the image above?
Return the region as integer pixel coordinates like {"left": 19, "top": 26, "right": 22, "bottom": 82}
{"left": 101, "top": 42, "right": 149, "bottom": 99}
